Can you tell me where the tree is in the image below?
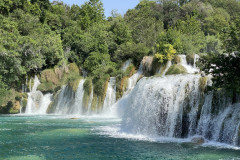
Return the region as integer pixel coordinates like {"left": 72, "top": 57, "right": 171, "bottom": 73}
{"left": 221, "top": 17, "right": 240, "bottom": 53}
{"left": 124, "top": 0, "right": 164, "bottom": 47}
{"left": 78, "top": 0, "right": 105, "bottom": 30}
{"left": 0, "top": 0, "right": 13, "bottom": 15}
{"left": 200, "top": 52, "right": 240, "bottom": 103}
{"left": 155, "top": 44, "right": 176, "bottom": 63}
{"left": 203, "top": 8, "right": 230, "bottom": 35}
{"left": 83, "top": 52, "right": 115, "bottom": 74}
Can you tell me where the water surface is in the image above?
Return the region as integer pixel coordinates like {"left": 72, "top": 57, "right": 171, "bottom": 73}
{"left": 0, "top": 115, "right": 239, "bottom": 160}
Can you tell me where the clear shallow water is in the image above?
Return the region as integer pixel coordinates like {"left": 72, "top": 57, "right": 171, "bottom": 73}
{"left": 0, "top": 115, "right": 240, "bottom": 160}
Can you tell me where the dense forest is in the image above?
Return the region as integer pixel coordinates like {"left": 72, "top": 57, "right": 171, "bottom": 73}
{"left": 0, "top": 0, "right": 240, "bottom": 113}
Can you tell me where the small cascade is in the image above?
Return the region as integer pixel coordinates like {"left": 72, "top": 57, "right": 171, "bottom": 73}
{"left": 121, "top": 59, "right": 132, "bottom": 72}
{"left": 70, "top": 80, "right": 85, "bottom": 114}
{"left": 87, "top": 87, "right": 94, "bottom": 115}
{"left": 193, "top": 54, "right": 200, "bottom": 68}
{"left": 25, "top": 76, "right": 53, "bottom": 114}
{"left": 160, "top": 60, "right": 172, "bottom": 76}
{"left": 50, "top": 80, "right": 85, "bottom": 115}
{"left": 127, "top": 63, "right": 143, "bottom": 92}
{"left": 102, "top": 77, "right": 117, "bottom": 112}
{"left": 117, "top": 75, "right": 240, "bottom": 146}
{"left": 179, "top": 55, "right": 199, "bottom": 74}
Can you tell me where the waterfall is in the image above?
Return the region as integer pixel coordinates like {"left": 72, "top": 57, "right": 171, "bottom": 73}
{"left": 70, "top": 80, "right": 85, "bottom": 114}
{"left": 51, "top": 80, "right": 85, "bottom": 115}
{"left": 87, "top": 87, "right": 94, "bottom": 115}
{"left": 117, "top": 74, "right": 240, "bottom": 146}
{"left": 161, "top": 61, "right": 172, "bottom": 76}
{"left": 25, "top": 76, "right": 53, "bottom": 114}
{"left": 179, "top": 55, "right": 199, "bottom": 74}
{"left": 122, "top": 59, "right": 132, "bottom": 72}
{"left": 102, "top": 77, "right": 117, "bottom": 113}
{"left": 127, "top": 63, "right": 143, "bottom": 92}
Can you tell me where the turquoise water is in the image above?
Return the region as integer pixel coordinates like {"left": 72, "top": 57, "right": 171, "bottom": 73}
{"left": 0, "top": 115, "right": 240, "bottom": 160}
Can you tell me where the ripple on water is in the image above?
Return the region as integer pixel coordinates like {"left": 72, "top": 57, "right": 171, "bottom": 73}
{"left": 5, "top": 155, "right": 46, "bottom": 160}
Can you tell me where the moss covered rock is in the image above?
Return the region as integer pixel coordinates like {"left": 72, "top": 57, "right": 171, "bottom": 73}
{"left": 199, "top": 77, "right": 208, "bottom": 92}
{"left": 116, "top": 76, "right": 128, "bottom": 100}
{"left": 38, "top": 63, "right": 81, "bottom": 93}
{"left": 173, "top": 55, "right": 182, "bottom": 64}
{"left": 142, "top": 56, "right": 154, "bottom": 76}
{"left": 166, "top": 64, "right": 187, "bottom": 75}
{"left": 0, "top": 90, "right": 23, "bottom": 114}
{"left": 186, "top": 54, "right": 195, "bottom": 65}
{"left": 83, "top": 78, "right": 93, "bottom": 112}
{"left": 125, "top": 65, "right": 136, "bottom": 77}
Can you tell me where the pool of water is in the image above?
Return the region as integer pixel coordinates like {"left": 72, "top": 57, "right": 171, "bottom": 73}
{"left": 0, "top": 115, "right": 240, "bottom": 160}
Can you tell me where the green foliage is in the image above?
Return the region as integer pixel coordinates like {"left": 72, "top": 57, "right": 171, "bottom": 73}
{"left": 200, "top": 53, "right": 240, "bottom": 100}
{"left": 124, "top": 0, "right": 163, "bottom": 47}
{"left": 155, "top": 44, "right": 176, "bottom": 63}
{"left": 221, "top": 17, "right": 240, "bottom": 53}
{"left": 203, "top": 8, "right": 230, "bottom": 35}
{"left": 203, "top": 35, "right": 223, "bottom": 54}
{"left": 84, "top": 52, "right": 115, "bottom": 74}
{"left": 156, "top": 15, "right": 205, "bottom": 55}
{"left": 77, "top": 0, "right": 105, "bottom": 30}
{"left": 113, "top": 42, "right": 150, "bottom": 67}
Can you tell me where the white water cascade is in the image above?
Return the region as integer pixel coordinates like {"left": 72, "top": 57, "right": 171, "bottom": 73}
{"left": 121, "top": 59, "right": 132, "bottom": 72}
{"left": 102, "top": 77, "right": 117, "bottom": 114}
{"left": 116, "top": 74, "right": 240, "bottom": 146}
{"left": 179, "top": 55, "right": 199, "bottom": 74}
{"left": 127, "top": 63, "right": 143, "bottom": 92}
{"left": 51, "top": 80, "right": 85, "bottom": 115}
{"left": 25, "top": 76, "right": 53, "bottom": 114}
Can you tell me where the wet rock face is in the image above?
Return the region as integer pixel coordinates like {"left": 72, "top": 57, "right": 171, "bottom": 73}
{"left": 191, "top": 137, "right": 205, "bottom": 144}
{"left": 142, "top": 56, "right": 154, "bottom": 76}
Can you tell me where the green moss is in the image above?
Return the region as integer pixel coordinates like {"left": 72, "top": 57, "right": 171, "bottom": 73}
{"left": 41, "top": 69, "right": 59, "bottom": 84}
{"left": 39, "top": 63, "right": 81, "bottom": 93}
{"left": 0, "top": 90, "right": 23, "bottom": 114}
{"left": 46, "top": 102, "right": 54, "bottom": 114}
{"left": 38, "top": 82, "right": 56, "bottom": 93}
{"left": 173, "top": 55, "right": 182, "bottom": 64}
{"left": 21, "top": 98, "right": 28, "bottom": 112}
{"left": 116, "top": 76, "right": 128, "bottom": 100}
{"left": 68, "top": 63, "right": 80, "bottom": 74}
{"left": 166, "top": 64, "right": 187, "bottom": 75}
{"left": 83, "top": 78, "right": 93, "bottom": 111}
{"left": 69, "top": 77, "right": 82, "bottom": 92}
{"left": 186, "top": 54, "right": 195, "bottom": 65}
{"left": 199, "top": 77, "right": 208, "bottom": 92}
{"left": 91, "top": 95, "right": 98, "bottom": 112}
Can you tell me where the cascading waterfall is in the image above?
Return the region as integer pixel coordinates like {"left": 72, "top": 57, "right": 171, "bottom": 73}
{"left": 22, "top": 57, "right": 240, "bottom": 147}
{"left": 51, "top": 80, "right": 85, "bottom": 115}
{"left": 25, "top": 76, "right": 53, "bottom": 114}
{"left": 179, "top": 55, "right": 199, "bottom": 73}
{"left": 49, "top": 78, "right": 117, "bottom": 115}
{"left": 116, "top": 74, "right": 240, "bottom": 146}
{"left": 127, "top": 63, "right": 143, "bottom": 92}
{"left": 121, "top": 59, "right": 132, "bottom": 72}
{"left": 102, "top": 77, "right": 117, "bottom": 114}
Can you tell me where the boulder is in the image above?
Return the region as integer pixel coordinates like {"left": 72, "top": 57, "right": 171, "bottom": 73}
{"left": 191, "top": 136, "right": 205, "bottom": 144}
